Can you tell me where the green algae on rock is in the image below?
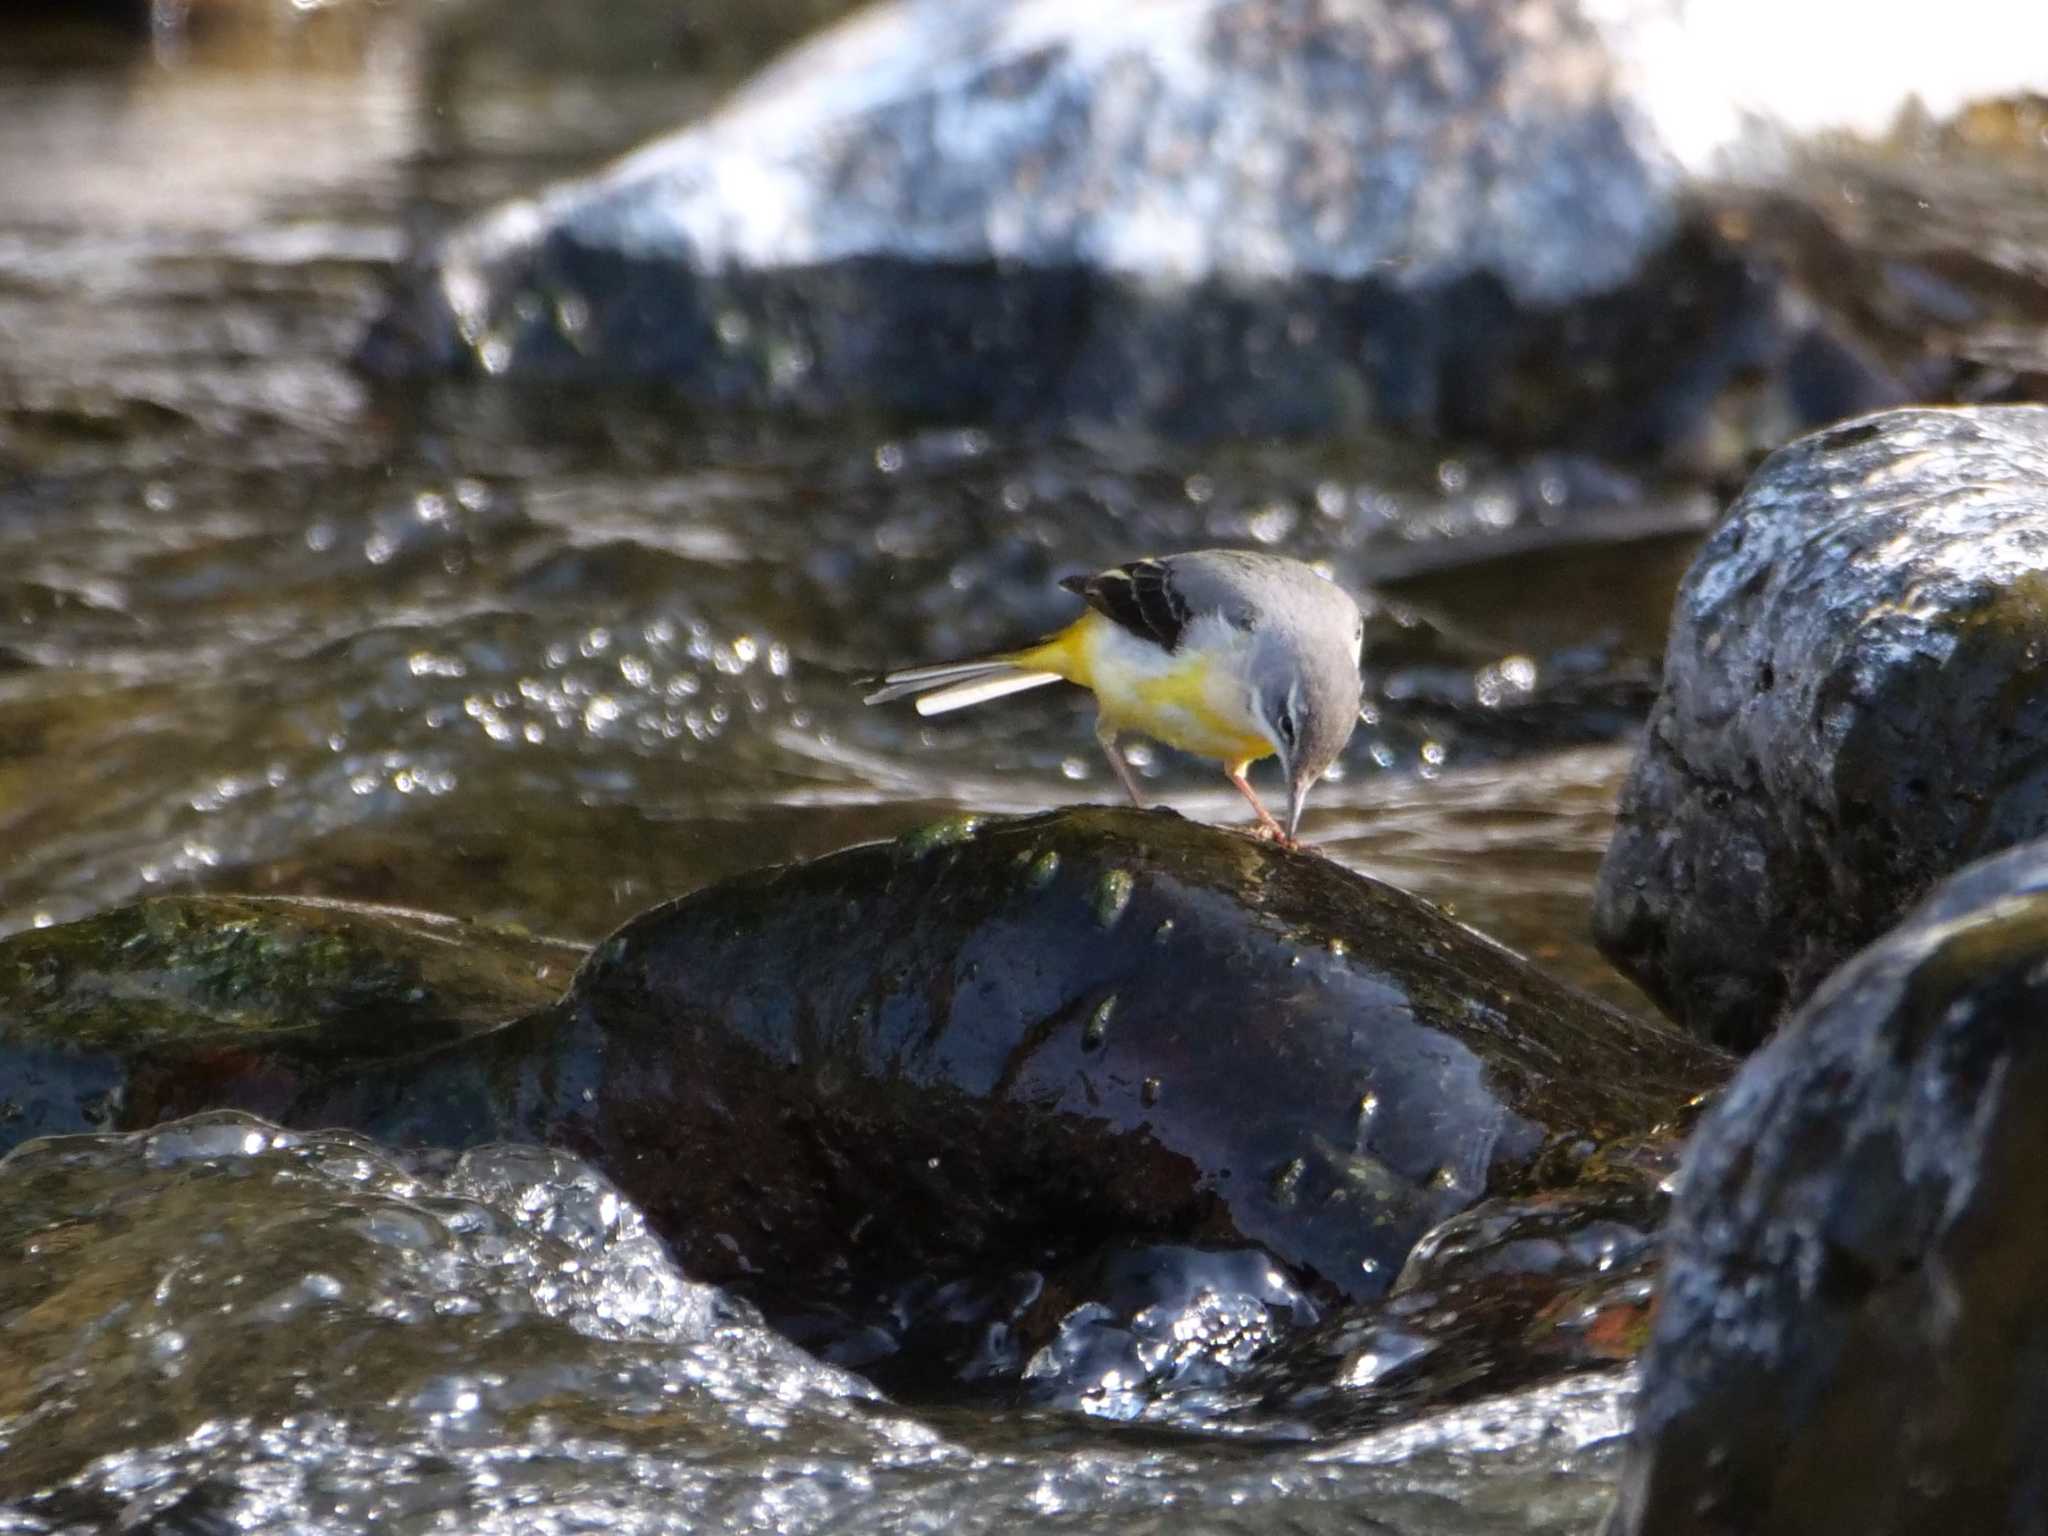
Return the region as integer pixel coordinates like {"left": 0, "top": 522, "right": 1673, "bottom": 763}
{"left": 0, "top": 895, "right": 581, "bottom": 1151}
{"left": 449, "top": 807, "right": 1724, "bottom": 1322}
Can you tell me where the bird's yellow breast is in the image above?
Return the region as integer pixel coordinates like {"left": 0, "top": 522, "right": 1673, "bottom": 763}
{"left": 1015, "top": 613, "right": 1275, "bottom": 766}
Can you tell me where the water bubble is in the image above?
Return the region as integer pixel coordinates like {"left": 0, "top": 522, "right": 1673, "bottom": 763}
{"left": 1247, "top": 502, "right": 1297, "bottom": 544}
{"left": 1082, "top": 995, "right": 1117, "bottom": 1050}
{"left": 898, "top": 816, "right": 982, "bottom": 858}
{"left": 1092, "top": 869, "right": 1134, "bottom": 927}
{"left": 1338, "top": 1326, "right": 1433, "bottom": 1387}
{"left": 1267, "top": 1157, "right": 1307, "bottom": 1206}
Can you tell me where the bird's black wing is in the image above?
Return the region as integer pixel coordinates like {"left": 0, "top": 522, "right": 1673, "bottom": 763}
{"left": 1060, "top": 558, "right": 1191, "bottom": 652}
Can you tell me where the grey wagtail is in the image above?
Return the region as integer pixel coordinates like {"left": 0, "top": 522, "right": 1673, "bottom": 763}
{"left": 865, "top": 550, "right": 1365, "bottom": 842}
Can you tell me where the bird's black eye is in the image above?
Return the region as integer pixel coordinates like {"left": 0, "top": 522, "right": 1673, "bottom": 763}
{"left": 1275, "top": 707, "right": 1297, "bottom": 746}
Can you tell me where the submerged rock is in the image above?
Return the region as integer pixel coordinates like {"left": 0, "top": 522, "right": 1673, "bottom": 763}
{"left": 1016, "top": 1243, "right": 1322, "bottom": 1422}
{"left": 1610, "top": 837, "right": 2048, "bottom": 1534}
{"left": 365, "top": 0, "right": 1968, "bottom": 447}
{"left": 1594, "top": 404, "right": 2048, "bottom": 1050}
{"left": 350, "top": 807, "right": 1721, "bottom": 1333}
{"left": 0, "top": 895, "right": 580, "bottom": 1152}
{"left": 1218, "top": 1124, "right": 1686, "bottom": 1440}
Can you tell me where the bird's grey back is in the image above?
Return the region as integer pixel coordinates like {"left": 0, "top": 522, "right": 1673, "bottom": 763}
{"left": 1161, "top": 551, "right": 1361, "bottom": 648}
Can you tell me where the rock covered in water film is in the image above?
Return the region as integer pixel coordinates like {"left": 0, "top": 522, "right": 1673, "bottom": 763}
{"left": 1610, "top": 838, "right": 2048, "bottom": 1535}
{"left": 439, "top": 806, "right": 1721, "bottom": 1319}
{"left": 1594, "top": 405, "right": 2048, "bottom": 1050}
{"left": 0, "top": 894, "right": 580, "bottom": 1153}
{"left": 0, "top": 813, "right": 1722, "bottom": 1398}
{"left": 365, "top": 0, "right": 1924, "bottom": 447}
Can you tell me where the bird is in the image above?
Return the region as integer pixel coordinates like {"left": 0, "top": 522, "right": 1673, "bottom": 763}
{"left": 864, "top": 550, "right": 1366, "bottom": 842}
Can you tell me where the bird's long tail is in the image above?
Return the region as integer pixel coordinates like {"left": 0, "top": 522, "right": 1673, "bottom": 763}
{"left": 862, "top": 653, "right": 1065, "bottom": 716}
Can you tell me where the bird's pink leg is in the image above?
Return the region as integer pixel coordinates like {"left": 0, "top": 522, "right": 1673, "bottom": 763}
{"left": 1095, "top": 719, "right": 1146, "bottom": 808}
{"left": 1225, "top": 763, "right": 1291, "bottom": 843}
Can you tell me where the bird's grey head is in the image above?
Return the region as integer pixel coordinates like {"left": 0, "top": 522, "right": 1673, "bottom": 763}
{"left": 1258, "top": 585, "right": 1366, "bottom": 838}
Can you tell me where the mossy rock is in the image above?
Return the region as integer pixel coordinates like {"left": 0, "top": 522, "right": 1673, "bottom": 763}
{"left": 0, "top": 895, "right": 582, "bottom": 1149}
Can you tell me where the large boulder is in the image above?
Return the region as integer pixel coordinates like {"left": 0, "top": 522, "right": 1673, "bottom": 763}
{"left": 359, "top": 0, "right": 2048, "bottom": 446}
{"left": 0, "top": 813, "right": 1724, "bottom": 1380}
{"left": 1594, "top": 404, "right": 2048, "bottom": 1050}
{"left": 1609, "top": 837, "right": 2048, "bottom": 1534}
{"left": 330, "top": 807, "right": 1723, "bottom": 1323}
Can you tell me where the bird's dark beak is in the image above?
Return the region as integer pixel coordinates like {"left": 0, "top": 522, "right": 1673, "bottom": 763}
{"left": 1284, "top": 759, "right": 1312, "bottom": 841}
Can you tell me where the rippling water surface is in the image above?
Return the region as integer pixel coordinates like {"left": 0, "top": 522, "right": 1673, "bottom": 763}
{"left": 14, "top": 1, "right": 1979, "bottom": 1527}
{"left": 0, "top": 3, "right": 1706, "bottom": 1012}
{"left": 0, "top": 1112, "right": 1633, "bottom": 1534}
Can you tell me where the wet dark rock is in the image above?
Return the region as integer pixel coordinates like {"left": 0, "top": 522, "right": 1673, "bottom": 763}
{"left": 1003, "top": 1141, "right": 1680, "bottom": 1436}
{"left": 1610, "top": 836, "right": 2048, "bottom": 1535}
{"left": 0, "top": 895, "right": 581, "bottom": 1152}
{"left": 365, "top": 0, "right": 1915, "bottom": 449}
{"left": 0, "top": 815, "right": 1722, "bottom": 1391}
{"left": 1594, "top": 404, "right": 2048, "bottom": 1050}
{"left": 1226, "top": 1133, "right": 1681, "bottom": 1439}
{"left": 330, "top": 807, "right": 1722, "bottom": 1338}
